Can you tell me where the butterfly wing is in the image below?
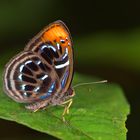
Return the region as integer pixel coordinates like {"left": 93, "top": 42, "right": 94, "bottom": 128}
{"left": 25, "top": 20, "right": 74, "bottom": 95}
{"left": 4, "top": 51, "right": 60, "bottom": 103}
{"left": 4, "top": 20, "right": 74, "bottom": 103}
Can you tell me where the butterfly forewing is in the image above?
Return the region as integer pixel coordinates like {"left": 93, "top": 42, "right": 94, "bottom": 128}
{"left": 25, "top": 20, "right": 73, "bottom": 94}
{"left": 4, "top": 20, "right": 74, "bottom": 105}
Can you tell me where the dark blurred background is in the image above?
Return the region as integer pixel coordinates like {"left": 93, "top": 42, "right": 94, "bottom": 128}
{"left": 0, "top": 0, "right": 140, "bottom": 139}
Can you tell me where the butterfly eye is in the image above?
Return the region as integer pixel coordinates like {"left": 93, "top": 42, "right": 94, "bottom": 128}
{"left": 66, "top": 88, "right": 75, "bottom": 97}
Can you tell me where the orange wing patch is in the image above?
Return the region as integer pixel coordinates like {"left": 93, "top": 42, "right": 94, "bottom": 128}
{"left": 41, "top": 24, "right": 69, "bottom": 43}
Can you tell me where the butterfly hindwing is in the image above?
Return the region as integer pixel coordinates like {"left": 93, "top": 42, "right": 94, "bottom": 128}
{"left": 4, "top": 51, "right": 59, "bottom": 103}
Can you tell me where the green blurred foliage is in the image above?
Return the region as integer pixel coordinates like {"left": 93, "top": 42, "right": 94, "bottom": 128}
{"left": 75, "top": 29, "right": 140, "bottom": 73}
{"left": 0, "top": 1, "right": 56, "bottom": 37}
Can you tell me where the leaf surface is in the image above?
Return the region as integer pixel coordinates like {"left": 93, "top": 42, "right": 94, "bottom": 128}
{"left": 0, "top": 71, "right": 129, "bottom": 140}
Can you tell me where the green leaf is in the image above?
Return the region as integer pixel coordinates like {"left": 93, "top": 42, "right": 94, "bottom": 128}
{"left": 0, "top": 70, "right": 129, "bottom": 140}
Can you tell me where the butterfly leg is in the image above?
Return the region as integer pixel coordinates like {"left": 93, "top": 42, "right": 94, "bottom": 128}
{"left": 60, "top": 98, "right": 73, "bottom": 122}
{"left": 25, "top": 100, "right": 50, "bottom": 112}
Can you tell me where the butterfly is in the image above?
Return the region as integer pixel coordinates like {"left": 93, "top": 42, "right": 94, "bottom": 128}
{"left": 3, "top": 20, "right": 75, "bottom": 121}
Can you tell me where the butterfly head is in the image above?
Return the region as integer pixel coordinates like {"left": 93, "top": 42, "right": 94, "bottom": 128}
{"left": 66, "top": 88, "right": 75, "bottom": 98}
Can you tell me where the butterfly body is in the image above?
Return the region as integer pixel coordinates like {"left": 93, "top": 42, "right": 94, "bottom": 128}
{"left": 3, "top": 20, "right": 74, "bottom": 113}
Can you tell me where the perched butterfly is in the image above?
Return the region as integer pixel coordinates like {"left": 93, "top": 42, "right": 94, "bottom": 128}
{"left": 3, "top": 20, "right": 74, "bottom": 120}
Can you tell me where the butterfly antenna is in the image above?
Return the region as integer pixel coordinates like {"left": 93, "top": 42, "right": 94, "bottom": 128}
{"left": 73, "top": 80, "right": 107, "bottom": 89}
